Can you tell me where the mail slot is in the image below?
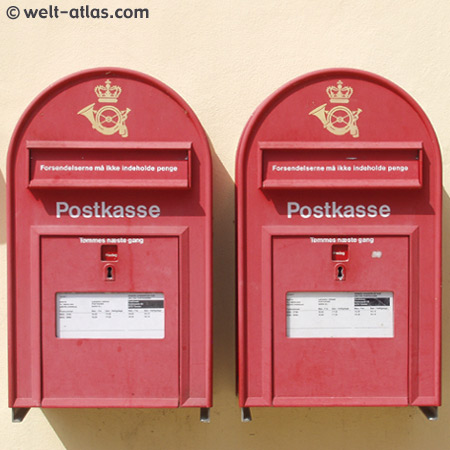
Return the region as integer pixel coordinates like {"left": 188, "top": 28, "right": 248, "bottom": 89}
{"left": 8, "top": 68, "right": 212, "bottom": 422}
{"left": 236, "top": 69, "right": 441, "bottom": 421}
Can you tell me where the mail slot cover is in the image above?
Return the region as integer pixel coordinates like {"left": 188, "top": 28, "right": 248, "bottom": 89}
{"left": 29, "top": 141, "right": 191, "bottom": 189}
{"left": 261, "top": 142, "right": 422, "bottom": 189}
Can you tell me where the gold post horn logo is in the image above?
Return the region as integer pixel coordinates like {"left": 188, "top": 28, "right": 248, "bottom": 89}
{"left": 78, "top": 79, "right": 131, "bottom": 138}
{"left": 309, "top": 80, "right": 362, "bottom": 138}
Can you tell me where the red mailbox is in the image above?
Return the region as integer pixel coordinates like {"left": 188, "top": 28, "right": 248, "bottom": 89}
{"left": 8, "top": 68, "right": 212, "bottom": 422}
{"left": 236, "top": 69, "right": 441, "bottom": 420}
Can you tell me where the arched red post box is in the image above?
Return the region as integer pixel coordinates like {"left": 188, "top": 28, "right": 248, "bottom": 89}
{"left": 236, "top": 69, "right": 441, "bottom": 421}
{"left": 8, "top": 68, "right": 212, "bottom": 422}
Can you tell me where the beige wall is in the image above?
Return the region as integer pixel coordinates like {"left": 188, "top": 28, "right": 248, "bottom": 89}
{"left": 1, "top": 0, "right": 450, "bottom": 448}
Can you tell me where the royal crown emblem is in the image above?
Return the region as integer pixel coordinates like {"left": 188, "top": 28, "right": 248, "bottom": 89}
{"left": 78, "top": 79, "right": 130, "bottom": 138}
{"left": 309, "top": 80, "right": 362, "bottom": 138}
{"left": 95, "top": 79, "right": 122, "bottom": 103}
{"left": 327, "top": 80, "right": 353, "bottom": 103}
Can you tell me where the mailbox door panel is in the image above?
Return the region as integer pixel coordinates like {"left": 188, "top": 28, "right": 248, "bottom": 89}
{"left": 41, "top": 235, "right": 179, "bottom": 407}
{"left": 272, "top": 235, "right": 409, "bottom": 405}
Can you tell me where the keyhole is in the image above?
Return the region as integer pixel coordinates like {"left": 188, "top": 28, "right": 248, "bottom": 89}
{"left": 337, "top": 265, "right": 345, "bottom": 281}
{"left": 106, "top": 266, "right": 114, "bottom": 281}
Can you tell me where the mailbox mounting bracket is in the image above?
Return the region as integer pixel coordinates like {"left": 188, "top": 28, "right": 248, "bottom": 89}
{"left": 241, "top": 407, "right": 252, "bottom": 422}
{"left": 200, "top": 407, "right": 210, "bottom": 423}
{"left": 419, "top": 406, "right": 438, "bottom": 421}
{"left": 12, "top": 408, "right": 30, "bottom": 423}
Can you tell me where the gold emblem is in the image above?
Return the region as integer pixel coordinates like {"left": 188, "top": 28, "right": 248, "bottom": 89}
{"left": 309, "top": 80, "right": 362, "bottom": 138}
{"left": 78, "top": 79, "right": 131, "bottom": 138}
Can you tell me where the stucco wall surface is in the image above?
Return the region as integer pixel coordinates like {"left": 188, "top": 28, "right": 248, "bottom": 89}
{"left": 1, "top": 1, "right": 450, "bottom": 449}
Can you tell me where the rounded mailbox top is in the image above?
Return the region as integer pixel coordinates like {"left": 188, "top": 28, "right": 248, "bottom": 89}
{"left": 237, "top": 68, "right": 441, "bottom": 178}
{"left": 8, "top": 67, "right": 211, "bottom": 172}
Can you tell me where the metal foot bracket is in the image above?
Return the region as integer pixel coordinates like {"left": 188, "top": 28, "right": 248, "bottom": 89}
{"left": 200, "top": 407, "right": 210, "bottom": 423}
{"left": 419, "top": 406, "right": 438, "bottom": 421}
{"left": 12, "top": 408, "right": 30, "bottom": 423}
{"left": 241, "top": 407, "right": 252, "bottom": 422}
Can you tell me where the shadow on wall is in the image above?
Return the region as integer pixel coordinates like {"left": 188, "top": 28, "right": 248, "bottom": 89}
{"left": 36, "top": 184, "right": 450, "bottom": 450}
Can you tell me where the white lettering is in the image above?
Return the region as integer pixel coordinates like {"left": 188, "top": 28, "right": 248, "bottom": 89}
{"left": 101, "top": 202, "right": 113, "bottom": 218}
{"left": 332, "top": 202, "right": 344, "bottom": 218}
{"left": 125, "top": 205, "right": 135, "bottom": 218}
{"left": 300, "top": 205, "right": 312, "bottom": 218}
{"left": 69, "top": 205, "right": 81, "bottom": 218}
{"left": 287, "top": 202, "right": 391, "bottom": 219}
{"left": 157, "top": 166, "right": 178, "bottom": 173}
{"left": 128, "top": 238, "right": 144, "bottom": 244}
{"left": 344, "top": 205, "right": 355, "bottom": 218}
{"left": 367, "top": 205, "right": 378, "bottom": 218}
{"left": 379, "top": 205, "right": 391, "bottom": 217}
{"left": 137, "top": 205, "right": 147, "bottom": 218}
{"left": 355, "top": 205, "right": 366, "bottom": 218}
{"left": 388, "top": 165, "right": 408, "bottom": 172}
{"left": 113, "top": 205, "right": 124, "bottom": 218}
{"left": 149, "top": 205, "right": 161, "bottom": 218}
{"left": 82, "top": 205, "right": 93, "bottom": 218}
{"left": 287, "top": 202, "right": 300, "bottom": 219}
{"left": 55, "top": 202, "right": 161, "bottom": 219}
{"left": 56, "top": 202, "right": 69, "bottom": 218}
{"left": 313, "top": 205, "right": 324, "bottom": 218}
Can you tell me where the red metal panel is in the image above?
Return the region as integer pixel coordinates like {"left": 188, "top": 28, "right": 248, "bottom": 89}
{"left": 8, "top": 68, "right": 212, "bottom": 413}
{"left": 273, "top": 235, "right": 408, "bottom": 405}
{"left": 237, "top": 69, "right": 441, "bottom": 410}
{"left": 41, "top": 235, "right": 179, "bottom": 407}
